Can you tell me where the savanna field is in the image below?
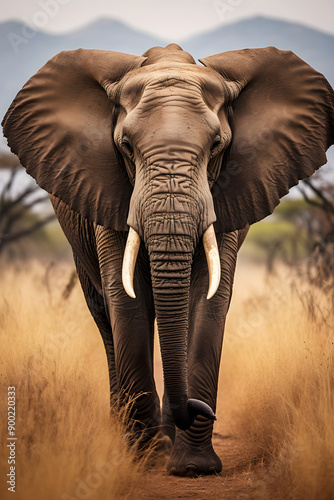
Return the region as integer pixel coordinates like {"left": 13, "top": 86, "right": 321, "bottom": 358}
{"left": 0, "top": 254, "right": 333, "bottom": 499}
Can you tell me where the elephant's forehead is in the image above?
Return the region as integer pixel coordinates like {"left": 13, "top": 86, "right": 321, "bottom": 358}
{"left": 119, "top": 64, "right": 227, "bottom": 109}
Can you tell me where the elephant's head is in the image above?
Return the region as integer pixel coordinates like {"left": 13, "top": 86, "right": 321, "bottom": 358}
{"left": 2, "top": 44, "right": 334, "bottom": 430}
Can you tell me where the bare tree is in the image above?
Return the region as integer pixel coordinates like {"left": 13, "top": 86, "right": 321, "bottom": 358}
{"left": 245, "top": 163, "right": 333, "bottom": 292}
{"left": 298, "top": 177, "right": 334, "bottom": 243}
{"left": 298, "top": 176, "right": 334, "bottom": 290}
{"left": 0, "top": 152, "right": 55, "bottom": 256}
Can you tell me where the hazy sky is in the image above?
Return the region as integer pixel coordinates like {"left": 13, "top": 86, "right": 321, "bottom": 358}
{"left": 2, "top": 0, "right": 334, "bottom": 40}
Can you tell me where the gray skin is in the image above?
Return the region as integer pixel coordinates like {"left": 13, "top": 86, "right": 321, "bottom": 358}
{"left": 2, "top": 44, "right": 333, "bottom": 476}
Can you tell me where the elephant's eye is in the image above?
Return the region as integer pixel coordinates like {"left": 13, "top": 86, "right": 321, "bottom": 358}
{"left": 121, "top": 135, "right": 133, "bottom": 157}
{"left": 211, "top": 135, "right": 221, "bottom": 153}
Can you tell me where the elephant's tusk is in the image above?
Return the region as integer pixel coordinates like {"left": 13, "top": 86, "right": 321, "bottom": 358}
{"left": 122, "top": 227, "right": 141, "bottom": 299}
{"left": 203, "top": 224, "right": 221, "bottom": 300}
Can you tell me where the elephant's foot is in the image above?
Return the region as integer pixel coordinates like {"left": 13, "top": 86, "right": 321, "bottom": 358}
{"left": 167, "top": 417, "right": 222, "bottom": 476}
{"left": 167, "top": 441, "right": 222, "bottom": 476}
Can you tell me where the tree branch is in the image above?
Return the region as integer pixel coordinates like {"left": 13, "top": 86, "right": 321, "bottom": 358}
{"left": 4, "top": 215, "right": 56, "bottom": 244}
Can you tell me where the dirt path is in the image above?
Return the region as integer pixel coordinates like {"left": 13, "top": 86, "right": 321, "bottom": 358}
{"left": 133, "top": 427, "right": 259, "bottom": 500}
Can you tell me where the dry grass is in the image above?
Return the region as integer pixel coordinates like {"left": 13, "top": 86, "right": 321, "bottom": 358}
{"left": 0, "top": 262, "right": 142, "bottom": 500}
{"left": 219, "top": 262, "right": 334, "bottom": 499}
{"left": 0, "top": 259, "right": 333, "bottom": 499}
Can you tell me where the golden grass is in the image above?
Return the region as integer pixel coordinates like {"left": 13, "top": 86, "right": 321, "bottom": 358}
{"left": 219, "top": 262, "right": 334, "bottom": 499}
{"left": 0, "top": 259, "right": 333, "bottom": 499}
{"left": 0, "top": 262, "right": 142, "bottom": 500}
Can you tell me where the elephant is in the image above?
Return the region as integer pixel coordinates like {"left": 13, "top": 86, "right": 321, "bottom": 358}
{"left": 2, "top": 43, "right": 334, "bottom": 476}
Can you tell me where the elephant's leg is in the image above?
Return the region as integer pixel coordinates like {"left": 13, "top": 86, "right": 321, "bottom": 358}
{"left": 167, "top": 231, "right": 239, "bottom": 475}
{"left": 94, "top": 227, "right": 161, "bottom": 444}
{"left": 49, "top": 196, "right": 118, "bottom": 397}
{"left": 73, "top": 254, "right": 118, "bottom": 397}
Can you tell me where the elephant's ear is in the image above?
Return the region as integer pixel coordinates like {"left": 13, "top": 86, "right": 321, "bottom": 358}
{"left": 200, "top": 47, "right": 334, "bottom": 233}
{"left": 2, "top": 49, "right": 146, "bottom": 231}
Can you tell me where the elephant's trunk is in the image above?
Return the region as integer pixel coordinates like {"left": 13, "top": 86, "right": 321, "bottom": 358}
{"left": 146, "top": 228, "right": 215, "bottom": 430}
{"left": 148, "top": 235, "right": 191, "bottom": 429}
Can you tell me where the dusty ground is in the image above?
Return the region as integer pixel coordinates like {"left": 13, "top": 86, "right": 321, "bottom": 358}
{"left": 134, "top": 432, "right": 258, "bottom": 500}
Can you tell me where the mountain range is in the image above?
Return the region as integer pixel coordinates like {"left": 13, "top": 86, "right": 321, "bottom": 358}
{"left": 1, "top": 16, "right": 333, "bottom": 143}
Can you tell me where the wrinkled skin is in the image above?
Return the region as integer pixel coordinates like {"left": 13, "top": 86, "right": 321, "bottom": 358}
{"left": 2, "top": 43, "right": 334, "bottom": 476}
